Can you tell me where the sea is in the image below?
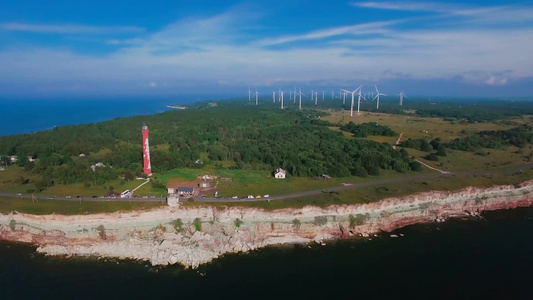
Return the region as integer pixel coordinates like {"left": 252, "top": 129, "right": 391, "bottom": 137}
{"left": 0, "top": 207, "right": 532, "bottom": 300}
{"left": 0, "top": 98, "right": 199, "bottom": 136}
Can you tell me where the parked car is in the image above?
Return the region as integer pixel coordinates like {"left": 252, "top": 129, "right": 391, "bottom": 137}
{"left": 256, "top": 195, "right": 262, "bottom": 198}
{"left": 232, "top": 196, "right": 238, "bottom": 199}
{"left": 247, "top": 195, "right": 254, "bottom": 199}
{"left": 263, "top": 195, "right": 270, "bottom": 198}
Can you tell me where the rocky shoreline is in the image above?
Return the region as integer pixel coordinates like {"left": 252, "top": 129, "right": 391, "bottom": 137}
{"left": 1, "top": 180, "right": 532, "bottom": 269}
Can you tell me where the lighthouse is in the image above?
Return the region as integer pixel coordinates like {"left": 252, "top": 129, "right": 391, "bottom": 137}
{"left": 142, "top": 125, "right": 152, "bottom": 176}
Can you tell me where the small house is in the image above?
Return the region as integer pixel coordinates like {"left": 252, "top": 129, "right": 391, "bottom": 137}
{"left": 273, "top": 168, "right": 286, "bottom": 179}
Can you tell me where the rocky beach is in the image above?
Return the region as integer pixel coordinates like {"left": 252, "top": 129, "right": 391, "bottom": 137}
{"left": 1, "top": 180, "right": 532, "bottom": 269}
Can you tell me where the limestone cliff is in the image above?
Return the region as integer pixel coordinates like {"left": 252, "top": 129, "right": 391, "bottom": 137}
{"left": 1, "top": 180, "right": 532, "bottom": 269}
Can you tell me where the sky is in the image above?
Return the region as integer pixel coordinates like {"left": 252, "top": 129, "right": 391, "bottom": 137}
{"left": 1, "top": 0, "right": 533, "bottom": 99}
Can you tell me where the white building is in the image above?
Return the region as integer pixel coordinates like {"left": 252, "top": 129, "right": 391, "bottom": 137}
{"left": 273, "top": 168, "right": 286, "bottom": 179}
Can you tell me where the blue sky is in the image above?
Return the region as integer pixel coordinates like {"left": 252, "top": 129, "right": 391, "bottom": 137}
{"left": 1, "top": 0, "right": 532, "bottom": 98}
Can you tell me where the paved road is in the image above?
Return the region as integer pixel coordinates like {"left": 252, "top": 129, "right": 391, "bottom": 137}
{"left": 1, "top": 163, "right": 531, "bottom": 204}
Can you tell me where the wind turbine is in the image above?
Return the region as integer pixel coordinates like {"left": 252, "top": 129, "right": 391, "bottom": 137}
{"left": 399, "top": 91, "right": 408, "bottom": 106}
{"left": 254, "top": 90, "right": 259, "bottom": 105}
{"left": 340, "top": 89, "right": 347, "bottom": 104}
{"left": 314, "top": 91, "right": 319, "bottom": 105}
{"left": 331, "top": 91, "right": 334, "bottom": 99}
{"left": 248, "top": 88, "right": 252, "bottom": 102}
{"left": 272, "top": 91, "right": 276, "bottom": 103}
{"left": 341, "top": 85, "right": 363, "bottom": 117}
{"left": 322, "top": 91, "right": 325, "bottom": 101}
{"left": 289, "top": 90, "right": 293, "bottom": 102}
{"left": 297, "top": 89, "right": 305, "bottom": 110}
{"left": 357, "top": 89, "right": 365, "bottom": 115}
{"left": 279, "top": 89, "right": 285, "bottom": 109}
{"left": 373, "top": 85, "right": 386, "bottom": 110}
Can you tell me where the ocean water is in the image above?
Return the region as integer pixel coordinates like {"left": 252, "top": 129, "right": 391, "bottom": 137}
{"left": 1, "top": 206, "right": 531, "bottom": 300}
{"left": 0, "top": 98, "right": 195, "bottom": 136}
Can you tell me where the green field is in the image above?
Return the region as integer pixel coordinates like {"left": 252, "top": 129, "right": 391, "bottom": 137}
{"left": 0, "top": 197, "right": 164, "bottom": 215}
{"left": 185, "top": 168, "right": 533, "bottom": 210}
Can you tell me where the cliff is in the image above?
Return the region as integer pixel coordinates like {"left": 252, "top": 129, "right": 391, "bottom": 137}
{"left": 1, "top": 180, "right": 532, "bottom": 269}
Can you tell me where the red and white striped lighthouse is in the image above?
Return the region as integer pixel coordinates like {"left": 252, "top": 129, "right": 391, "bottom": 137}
{"left": 142, "top": 125, "right": 152, "bottom": 176}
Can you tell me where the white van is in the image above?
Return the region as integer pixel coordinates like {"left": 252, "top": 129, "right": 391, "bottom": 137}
{"left": 120, "top": 190, "right": 131, "bottom": 198}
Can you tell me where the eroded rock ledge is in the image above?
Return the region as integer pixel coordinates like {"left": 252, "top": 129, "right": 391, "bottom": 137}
{"left": 1, "top": 180, "right": 532, "bottom": 269}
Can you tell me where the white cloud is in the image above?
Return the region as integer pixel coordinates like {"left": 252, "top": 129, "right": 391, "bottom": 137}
{"left": 0, "top": 3, "right": 532, "bottom": 95}
{"left": 352, "top": 1, "right": 452, "bottom": 12}
{"left": 0, "top": 23, "right": 144, "bottom": 34}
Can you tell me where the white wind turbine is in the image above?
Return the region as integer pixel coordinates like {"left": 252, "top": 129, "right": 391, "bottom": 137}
{"left": 373, "top": 85, "right": 386, "bottom": 110}
{"left": 297, "top": 89, "right": 305, "bottom": 110}
{"left": 314, "top": 91, "right": 319, "bottom": 105}
{"left": 279, "top": 89, "right": 285, "bottom": 109}
{"left": 341, "top": 85, "right": 362, "bottom": 117}
{"left": 341, "top": 89, "right": 347, "bottom": 104}
{"left": 357, "top": 88, "right": 366, "bottom": 115}
{"left": 272, "top": 91, "right": 276, "bottom": 103}
{"left": 248, "top": 88, "right": 252, "bottom": 102}
{"left": 322, "top": 90, "right": 325, "bottom": 101}
{"left": 399, "top": 91, "right": 408, "bottom": 106}
{"left": 293, "top": 87, "right": 297, "bottom": 104}
{"left": 254, "top": 90, "right": 259, "bottom": 105}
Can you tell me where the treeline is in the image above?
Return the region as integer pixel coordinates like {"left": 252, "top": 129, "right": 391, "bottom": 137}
{"left": 400, "top": 137, "right": 447, "bottom": 159}
{"left": 445, "top": 124, "right": 533, "bottom": 151}
{"left": 0, "top": 102, "right": 421, "bottom": 189}
{"left": 340, "top": 122, "right": 397, "bottom": 137}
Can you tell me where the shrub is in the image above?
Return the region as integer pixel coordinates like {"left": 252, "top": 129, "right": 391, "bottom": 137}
{"left": 234, "top": 218, "right": 243, "bottom": 228}
{"left": 314, "top": 216, "right": 328, "bottom": 226}
{"left": 9, "top": 220, "right": 16, "bottom": 231}
{"left": 292, "top": 219, "right": 301, "bottom": 231}
{"left": 96, "top": 224, "right": 106, "bottom": 240}
{"left": 424, "top": 154, "right": 439, "bottom": 161}
{"left": 154, "top": 224, "right": 167, "bottom": 233}
{"left": 173, "top": 218, "right": 183, "bottom": 232}
{"left": 193, "top": 218, "right": 202, "bottom": 232}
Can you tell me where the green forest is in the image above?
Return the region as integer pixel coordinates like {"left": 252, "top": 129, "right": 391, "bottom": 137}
{"left": 0, "top": 101, "right": 420, "bottom": 191}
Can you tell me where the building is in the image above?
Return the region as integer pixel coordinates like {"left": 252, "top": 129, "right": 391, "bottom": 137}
{"left": 273, "top": 168, "right": 286, "bottom": 179}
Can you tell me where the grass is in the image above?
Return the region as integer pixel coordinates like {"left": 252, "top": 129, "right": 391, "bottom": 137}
{"left": 0, "top": 197, "right": 165, "bottom": 215}
{"left": 209, "top": 169, "right": 340, "bottom": 198}
{"left": 0, "top": 167, "right": 39, "bottom": 193}
{"left": 182, "top": 168, "right": 533, "bottom": 210}
{"left": 323, "top": 110, "right": 530, "bottom": 172}
{"left": 42, "top": 178, "right": 149, "bottom": 197}
{"left": 405, "top": 146, "right": 531, "bottom": 172}
{"left": 323, "top": 110, "right": 517, "bottom": 142}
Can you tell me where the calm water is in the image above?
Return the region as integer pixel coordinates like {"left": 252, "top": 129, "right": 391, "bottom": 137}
{"left": 1, "top": 207, "right": 532, "bottom": 300}
{"left": 0, "top": 98, "right": 197, "bottom": 136}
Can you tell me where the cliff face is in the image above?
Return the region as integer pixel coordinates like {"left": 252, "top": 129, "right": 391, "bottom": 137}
{"left": 1, "top": 180, "right": 532, "bottom": 269}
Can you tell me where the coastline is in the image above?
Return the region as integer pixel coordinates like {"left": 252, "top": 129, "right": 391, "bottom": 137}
{"left": 1, "top": 180, "right": 532, "bottom": 269}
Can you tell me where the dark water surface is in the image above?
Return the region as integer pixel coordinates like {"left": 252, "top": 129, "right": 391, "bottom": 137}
{"left": 1, "top": 98, "right": 192, "bottom": 136}
{"left": 1, "top": 207, "right": 532, "bottom": 300}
